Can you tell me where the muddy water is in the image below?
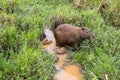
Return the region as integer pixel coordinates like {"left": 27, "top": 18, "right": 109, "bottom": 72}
{"left": 42, "top": 29, "right": 56, "bottom": 54}
{"left": 42, "top": 29, "right": 84, "bottom": 80}
{"left": 54, "top": 65, "right": 84, "bottom": 80}
{"left": 54, "top": 48, "right": 84, "bottom": 80}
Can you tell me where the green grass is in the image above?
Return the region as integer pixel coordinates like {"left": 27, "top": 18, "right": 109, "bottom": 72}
{"left": 0, "top": 0, "right": 120, "bottom": 80}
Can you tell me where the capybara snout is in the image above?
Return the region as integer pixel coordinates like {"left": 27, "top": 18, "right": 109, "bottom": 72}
{"left": 81, "top": 27, "right": 95, "bottom": 42}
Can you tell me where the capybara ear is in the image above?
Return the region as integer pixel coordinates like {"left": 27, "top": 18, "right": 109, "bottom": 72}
{"left": 82, "top": 27, "right": 85, "bottom": 30}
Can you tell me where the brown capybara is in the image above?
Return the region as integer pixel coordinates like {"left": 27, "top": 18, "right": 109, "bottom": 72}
{"left": 53, "top": 24, "right": 95, "bottom": 48}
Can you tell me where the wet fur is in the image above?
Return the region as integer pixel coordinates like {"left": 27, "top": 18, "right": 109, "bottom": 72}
{"left": 53, "top": 24, "right": 95, "bottom": 48}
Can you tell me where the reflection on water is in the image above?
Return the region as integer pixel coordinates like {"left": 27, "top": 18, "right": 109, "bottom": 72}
{"left": 54, "top": 65, "right": 84, "bottom": 80}
{"left": 42, "top": 29, "right": 56, "bottom": 54}
{"left": 42, "top": 29, "right": 84, "bottom": 80}
{"left": 54, "top": 49, "right": 84, "bottom": 80}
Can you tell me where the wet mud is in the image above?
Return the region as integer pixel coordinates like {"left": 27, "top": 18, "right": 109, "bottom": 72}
{"left": 42, "top": 29, "right": 84, "bottom": 80}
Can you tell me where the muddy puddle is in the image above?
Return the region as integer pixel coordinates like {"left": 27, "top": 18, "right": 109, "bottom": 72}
{"left": 42, "top": 29, "right": 56, "bottom": 54}
{"left": 42, "top": 29, "right": 84, "bottom": 80}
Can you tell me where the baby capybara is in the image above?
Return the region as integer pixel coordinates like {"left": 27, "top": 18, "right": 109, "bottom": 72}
{"left": 53, "top": 24, "right": 95, "bottom": 48}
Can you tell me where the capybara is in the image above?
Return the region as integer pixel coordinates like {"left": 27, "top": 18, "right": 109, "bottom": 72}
{"left": 53, "top": 24, "right": 95, "bottom": 48}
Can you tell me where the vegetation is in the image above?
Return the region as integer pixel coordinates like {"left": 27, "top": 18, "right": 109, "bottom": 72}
{"left": 0, "top": 0, "right": 120, "bottom": 80}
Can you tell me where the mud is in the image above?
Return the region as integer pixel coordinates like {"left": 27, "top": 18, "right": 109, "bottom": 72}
{"left": 42, "top": 29, "right": 56, "bottom": 54}
{"left": 54, "top": 65, "right": 84, "bottom": 80}
{"left": 41, "top": 29, "right": 84, "bottom": 80}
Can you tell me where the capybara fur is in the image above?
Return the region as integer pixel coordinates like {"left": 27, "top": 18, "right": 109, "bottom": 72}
{"left": 53, "top": 24, "right": 95, "bottom": 48}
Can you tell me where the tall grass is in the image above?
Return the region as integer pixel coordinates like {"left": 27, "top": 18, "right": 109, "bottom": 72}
{"left": 0, "top": 0, "right": 120, "bottom": 80}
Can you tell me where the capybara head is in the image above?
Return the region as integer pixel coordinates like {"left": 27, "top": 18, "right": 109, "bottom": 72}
{"left": 81, "top": 27, "right": 95, "bottom": 41}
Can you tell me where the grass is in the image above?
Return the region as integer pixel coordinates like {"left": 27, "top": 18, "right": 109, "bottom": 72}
{"left": 0, "top": 0, "right": 120, "bottom": 80}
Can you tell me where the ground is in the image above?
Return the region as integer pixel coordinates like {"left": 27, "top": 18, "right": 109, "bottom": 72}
{"left": 0, "top": 0, "right": 120, "bottom": 80}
